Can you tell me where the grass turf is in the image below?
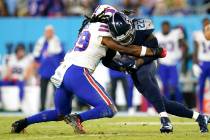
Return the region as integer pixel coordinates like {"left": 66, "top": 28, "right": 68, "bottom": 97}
{"left": 0, "top": 116, "right": 210, "bottom": 140}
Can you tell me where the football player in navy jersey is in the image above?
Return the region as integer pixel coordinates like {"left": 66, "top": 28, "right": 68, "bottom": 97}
{"left": 102, "top": 11, "right": 209, "bottom": 133}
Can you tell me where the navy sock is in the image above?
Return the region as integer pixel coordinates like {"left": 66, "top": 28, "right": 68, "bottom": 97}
{"left": 163, "top": 96, "right": 193, "bottom": 118}
{"left": 26, "top": 110, "right": 60, "bottom": 125}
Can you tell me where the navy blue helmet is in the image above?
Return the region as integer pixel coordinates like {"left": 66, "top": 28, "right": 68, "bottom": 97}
{"left": 108, "top": 12, "right": 135, "bottom": 45}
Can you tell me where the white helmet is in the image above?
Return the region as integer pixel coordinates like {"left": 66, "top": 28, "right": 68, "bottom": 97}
{"left": 92, "top": 4, "right": 118, "bottom": 18}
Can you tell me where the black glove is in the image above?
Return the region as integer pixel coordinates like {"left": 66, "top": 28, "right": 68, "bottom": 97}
{"left": 152, "top": 47, "right": 167, "bottom": 58}
{"left": 113, "top": 55, "right": 136, "bottom": 73}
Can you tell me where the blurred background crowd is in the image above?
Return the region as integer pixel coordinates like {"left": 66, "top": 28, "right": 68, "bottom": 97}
{"left": 0, "top": 0, "right": 210, "bottom": 116}
{"left": 0, "top": 0, "right": 209, "bottom": 17}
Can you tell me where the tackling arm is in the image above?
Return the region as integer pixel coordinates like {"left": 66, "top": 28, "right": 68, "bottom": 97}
{"left": 137, "top": 34, "right": 159, "bottom": 66}
{"left": 102, "top": 49, "right": 135, "bottom": 71}
{"left": 101, "top": 49, "right": 125, "bottom": 71}
{"left": 101, "top": 37, "right": 166, "bottom": 58}
{"left": 102, "top": 34, "right": 162, "bottom": 71}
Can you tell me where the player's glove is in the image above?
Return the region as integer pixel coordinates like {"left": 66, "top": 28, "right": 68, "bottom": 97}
{"left": 152, "top": 47, "right": 167, "bottom": 58}
{"left": 192, "top": 64, "right": 202, "bottom": 78}
{"left": 114, "top": 55, "right": 136, "bottom": 73}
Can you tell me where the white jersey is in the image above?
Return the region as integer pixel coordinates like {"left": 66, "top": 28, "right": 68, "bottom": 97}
{"left": 51, "top": 22, "right": 111, "bottom": 88}
{"left": 155, "top": 29, "right": 184, "bottom": 65}
{"left": 193, "top": 30, "right": 210, "bottom": 62}
{"left": 64, "top": 22, "right": 111, "bottom": 71}
{"left": 7, "top": 54, "right": 33, "bottom": 81}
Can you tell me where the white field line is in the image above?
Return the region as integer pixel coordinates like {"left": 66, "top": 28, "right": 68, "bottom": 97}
{"left": 107, "top": 122, "right": 197, "bottom": 126}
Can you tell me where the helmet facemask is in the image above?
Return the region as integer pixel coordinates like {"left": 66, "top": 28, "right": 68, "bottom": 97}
{"left": 114, "top": 26, "right": 135, "bottom": 45}
{"left": 112, "top": 14, "right": 135, "bottom": 45}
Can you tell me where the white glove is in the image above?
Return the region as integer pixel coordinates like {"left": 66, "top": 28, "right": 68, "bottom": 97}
{"left": 50, "top": 62, "right": 71, "bottom": 88}
{"left": 192, "top": 64, "right": 202, "bottom": 78}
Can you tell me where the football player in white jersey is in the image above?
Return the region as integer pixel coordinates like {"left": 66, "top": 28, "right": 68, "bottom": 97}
{"left": 11, "top": 5, "right": 166, "bottom": 134}
{"left": 155, "top": 21, "right": 188, "bottom": 103}
{"left": 193, "top": 18, "right": 210, "bottom": 112}
{"left": 1, "top": 44, "right": 33, "bottom": 102}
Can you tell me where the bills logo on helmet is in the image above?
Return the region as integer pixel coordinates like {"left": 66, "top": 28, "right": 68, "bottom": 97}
{"left": 92, "top": 5, "right": 117, "bottom": 18}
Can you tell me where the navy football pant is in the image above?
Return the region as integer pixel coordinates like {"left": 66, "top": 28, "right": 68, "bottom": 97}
{"left": 131, "top": 62, "right": 193, "bottom": 118}
{"left": 131, "top": 62, "right": 166, "bottom": 113}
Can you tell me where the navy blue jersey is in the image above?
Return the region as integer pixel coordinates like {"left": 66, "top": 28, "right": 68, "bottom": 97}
{"left": 131, "top": 18, "right": 155, "bottom": 47}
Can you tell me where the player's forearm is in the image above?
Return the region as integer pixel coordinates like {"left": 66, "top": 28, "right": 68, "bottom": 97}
{"left": 128, "top": 45, "right": 154, "bottom": 57}
{"left": 102, "top": 37, "right": 166, "bottom": 58}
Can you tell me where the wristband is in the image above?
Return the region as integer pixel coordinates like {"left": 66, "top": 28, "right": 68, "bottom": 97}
{"left": 140, "top": 46, "right": 147, "bottom": 56}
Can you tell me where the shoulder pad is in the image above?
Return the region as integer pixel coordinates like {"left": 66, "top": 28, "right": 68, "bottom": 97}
{"left": 133, "top": 18, "right": 154, "bottom": 31}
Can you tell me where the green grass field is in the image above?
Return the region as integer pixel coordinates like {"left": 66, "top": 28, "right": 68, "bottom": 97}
{"left": 1, "top": 116, "right": 210, "bottom": 140}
